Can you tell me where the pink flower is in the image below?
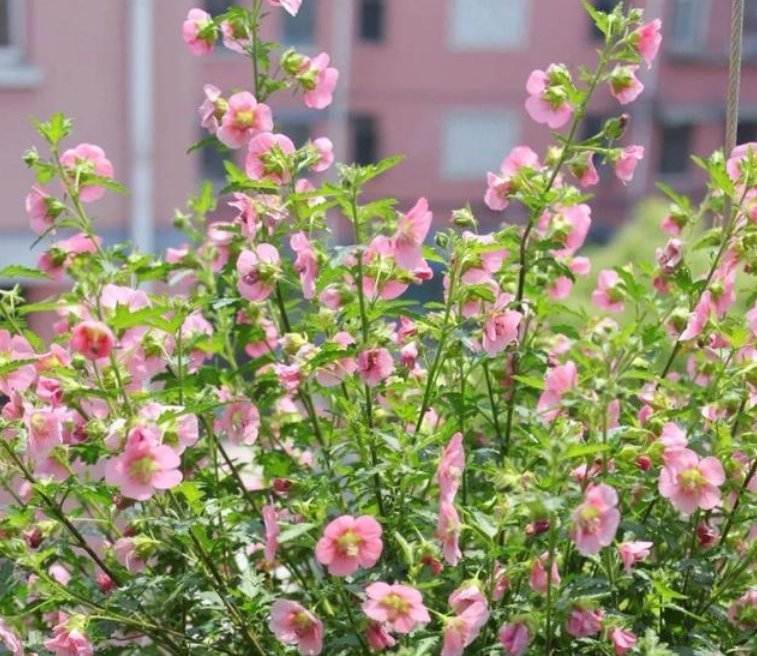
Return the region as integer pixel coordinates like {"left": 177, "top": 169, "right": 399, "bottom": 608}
{"left": 634, "top": 19, "right": 662, "bottom": 67}
{"left": 0, "top": 620, "right": 23, "bottom": 656}
{"left": 618, "top": 541, "right": 653, "bottom": 575}
{"left": 592, "top": 269, "right": 625, "bottom": 313}
{"left": 310, "top": 137, "right": 334, "bottom": 172}
{"left": 26, "top": 185, "right": 58, "bottom": 235}
{"left": 549, "top": 203, "right": 592, "bottom": 257}
{"left": 609, "top": 627, "right": 638, "bottom": 655}
{"left": 391, "top": 197, "right": 432, "bottom": 270}
{"left": 269, "top": 600, "right": 323, "bottom": 655}
{"left": 105, "top": 432, "right": 183, "bottom": 501}
{"left": 656, "top": 238, "right": 684, "bottom": 275}
{"left": 262, "top": 504, "right": 280, "bottom": 563}
{"left": 530, "top": 552, "right": 560, "bottom": 593}
{"left": 441, "top": 602, "right": 489, "bottom": 656}
{"left": 484, "top": 146, "right": 541, "bottom": 211}
{"left": 24, "top": 407, "right": 63, "bottom": 463}
{"left": 448, "top": 585, "right": 487, "bottom": 614}
{"left": 362, "top": 582, "right": 431, "bottom": 634}
{"left": 315, "top": 515, "right": 383, "bottom": 576}
{"left": 199, "top": 84, "right": 225, "bottom": 135}
{"left": 60, "top": 143, "right": 114, "bottom": 203}
{"left": 609, "top": 66, "right": 644, "bottom": 105}
{"left": 571, "top": 483, "right": 621, "bottom": 556}
{"left": 659, "top": 448, "right": 725, "bottom": 515}
{"left": 237, "top": 244, "right": 280, "bottom": 302}
{"left": 537, "top": 360, "right": 577, "bottom": 421}
{"left": 245, "top": 133, "right": 296, "bottom": 183}
{"left": 436, "top": 502, "right": 462, "bottom": 566}
{"left": 679, "top": 292, "right": 712, "bottom": 342}
{"left": 499, "top": 622, "right": 532, "bottom": 656}
{"left": 365, "top": 622, "right": 396, "bottom": 650}
{"left": 525, "top": 66, "right": 574, "bottom": 129}
{"left": 38, "top": 233, "right": 100, "bottom": 280}
{"left": 614, "top": 145, "right": 644, "bottom": 184}
{"left": 220, "top": 17, "right": 251, "bottom": 54}
{"left": 357, "top": 347, "right": 394, "bottom": 387}
{"left": 569, "top": 152, "right": 599, "bottom": 187}
{"left": 291, "top": 232, "right": 318, "bottom": 299}
{"left": 748, "top": 304, "right": 757, "bottom": 337}
{"left": 482, "top": 295, "right": 522, "bottom": 356}
{"left": 726, "top": 142, "right": 757, "bottom": 183}
{"left": 71, "top": 321, "right": 115, "bottom": 361}
{"left": 266, "top": 0, "right": 303, "bottom": 17}
{"left": 438, "top": 432, "right": 464, "bottom": 505}
{"left": 113, "top": 537, "right": 146, "bottom": 572}
{"left": 662, "top": 213, "right": 685, "bottom": 235}
{"left": 44, "top": 620, "right": 93, "bottom": 656}
{"left": 566, "top": 607, "right": 603, "bottom": 638}
{"left": 182, "top": 8, "right": 216, "bottom": 56}
{"left": 217, "top": 92, "right": 273, "bottom": 149}
{"left": 0, "top": 330, "right": 36, "bottom": 396}
{"left": 727, "top": 588, "right": 757, "bottom": 630}
{"left": 300, "top": 53, "right": 339, "bottom": 110}
{"left": 216, "top": 401, "right": 261, "bottom": 445}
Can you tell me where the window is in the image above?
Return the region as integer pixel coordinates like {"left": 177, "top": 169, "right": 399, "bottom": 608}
{"left": 448, "top": 0, "right": 528, "bottom": 51}
{"left": 204, "top": 0, "right": 236, "bottom": 15}
{"left": 442, "top": 110, "right": 518, "bottom": 180}
{"left": 745, "top": 1, "right": 757, "bottom": 35}
{"left": 350, "top": 115, "right": 379, "bottom": 166}
{"left": 590, "top": 0, "right": 618, "bottom": 40}
{"left": 200, "top": 138, "right": 229, "bottom": 188}
{"left": 669, "top": 0, "right": 705, "bottom": 51}
{"left": 276, "top": 117, "right": 311, "bottom": 147}
{"left": 282, "top": 0, "right": 315, "bottom": 45}
{"left": 0, "top": 0, "right": 22, "bottom": 65}
{"left": 359, "top": 0, "right": 385, "bottom": 42}
{"left": 659, "top": 124, "right": 693, "bottom": 175}
{"left": 737, "top": 121, "right": 757, "bottom": 144}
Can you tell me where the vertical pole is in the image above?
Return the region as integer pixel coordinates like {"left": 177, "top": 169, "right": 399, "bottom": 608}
{"left": 129, "top": 0, "right": 155, "bottom": 254}
{"left": 725, "top": 0, "right": 744, "bottom": 156}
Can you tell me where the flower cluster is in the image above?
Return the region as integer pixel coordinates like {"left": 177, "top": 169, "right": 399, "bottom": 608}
{"left": 0, "top": 3, "right": 754, "bottom": 655}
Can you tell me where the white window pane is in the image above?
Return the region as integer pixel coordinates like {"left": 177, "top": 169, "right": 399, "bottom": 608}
{"left": 442, "top": 110, "right": 519, "bottom": 180}
{"left": 448, "top": 0, "right": 528, "bottom": 51}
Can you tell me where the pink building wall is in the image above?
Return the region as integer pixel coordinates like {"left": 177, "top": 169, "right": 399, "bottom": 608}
{"left": 1, "top": 0, "right": 756, "bottom": 272}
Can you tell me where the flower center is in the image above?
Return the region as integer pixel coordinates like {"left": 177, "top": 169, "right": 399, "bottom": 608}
{"left": 292, "top": 611, "right": 315, "bottom": 633}
{"left": 129, "top": 456, "right": 158, "bottom": 485}
{"left": 234, "top": 110, "right": 254, "bottom": 129}
{"left": 336, "top": 529, "right": 363, "bottom": 558}
{"left": 579, "top": 505, "right": 601, "bottom": 531}
{"left": 679, "top": 468, "right": 706, "bottom": 493}
{"left": 381, "top": 593, "right": 411, "bottom": 621}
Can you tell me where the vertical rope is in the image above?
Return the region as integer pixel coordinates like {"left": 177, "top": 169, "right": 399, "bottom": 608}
{"left": 725, "top": 0, "right": 745, "bottom": 156}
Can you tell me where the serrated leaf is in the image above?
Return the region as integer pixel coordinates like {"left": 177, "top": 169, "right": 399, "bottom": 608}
{"left": 277, "top": 522, "right": 316, "bottom": 544}
{"left": 0, "top": 266, "right": 51, "bottom": 281}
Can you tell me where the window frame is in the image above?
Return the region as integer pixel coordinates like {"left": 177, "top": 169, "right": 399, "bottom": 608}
{"left": 658, "top": 122, "right": 694, "bottom": 177}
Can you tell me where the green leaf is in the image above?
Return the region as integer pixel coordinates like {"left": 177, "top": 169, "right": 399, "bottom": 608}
{"left": 277, "top": 523, "right": 316, "bottom": 544}
{"left": 33, "top": 112, "right": 72, "bottom": 146}
{"left": 0, "top": 359, "right": 37, "bottom": 377}
{"left": 470, "top": 510, "right": 498, "bottom": 540}
{"left": 0, "top": 265, "right": 51, "bottom": 281}
{"left": 511, "top": 375, "right": 545, "bottom": 391}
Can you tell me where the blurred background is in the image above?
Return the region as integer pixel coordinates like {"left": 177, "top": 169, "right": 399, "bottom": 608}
{"left": 1, "top": 0, "right": 757, "bottom": 275}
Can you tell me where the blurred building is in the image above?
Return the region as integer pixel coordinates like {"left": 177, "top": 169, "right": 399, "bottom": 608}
{"left": 1, "top": 0, "right": 757, "bottom": 274}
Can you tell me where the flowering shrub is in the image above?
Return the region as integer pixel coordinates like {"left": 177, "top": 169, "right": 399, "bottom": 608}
{"left": 0, "top": 2, "right": 755, "bottom": 654}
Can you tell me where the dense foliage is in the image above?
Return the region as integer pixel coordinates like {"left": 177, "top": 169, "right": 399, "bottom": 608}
{"left": 0, "top": 2, "right": 754, "bottom": 654}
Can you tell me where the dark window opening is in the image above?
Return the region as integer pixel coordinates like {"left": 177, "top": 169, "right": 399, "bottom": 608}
{"left": 745, "top": 2, "right": 757, "bottom": 36}
{"left": 350, "top": 115, "right": 379, "bottom": 166}
{"left": 737, "top": 121, "right": 757, "bottom": 144}
{"left": 276, "top": 119, "right": 311, "bottom": 147}
{"left": 359, "top": 0, "right": 385, "bottom": 42}
{"left": 659, "top": 124, "right": 693, "bottom": 175}
{"left": 204, "top": 0, "right": 236, "bottom": 16}
{"left": 200, "top": 140, "right": 229, "bottom": 187}
{"left": 589, "top": 0, "right": 618, "bottom": 41}
{"left": 0, "top": 0, "right": 11, "bottom": 47}
{"left": 282, "top": 0, "right": 315, "bottom": 44}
